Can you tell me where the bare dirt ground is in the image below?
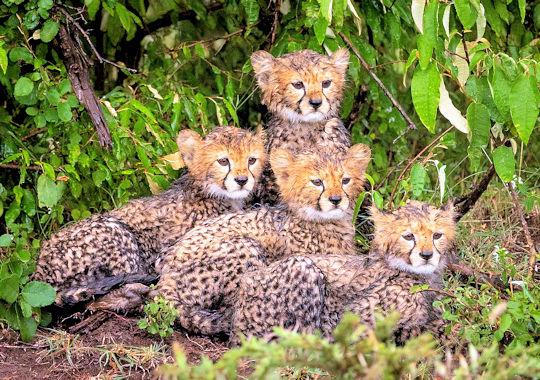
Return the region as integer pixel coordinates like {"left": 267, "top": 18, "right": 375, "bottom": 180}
{"left": 0, "top": 313, "right": 231, "bottom": 379}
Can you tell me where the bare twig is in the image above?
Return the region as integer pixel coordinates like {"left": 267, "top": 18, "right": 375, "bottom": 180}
{"left": 21, "top": 127, "right": 47, "bottom": 141}
{"left": 339, "top": 32, "right": 418, "bottom": 141}
{"left": 58, "top": 6, "right": 137, "bottom": 73}
{"left": 389, "top": 126, "right": 454, "bottom": 206}
{"left": 0, "top": 163, "right": 43, "bottom": 171}
{"left": 507, "top": 183, "right": 538, "bottom": 279}
{"left": 271, "top": 0, "right": 281, "bottom": 44}
{"left": 371, "top": 59, "right": 407, "bottom": 69}
{"left": 447, "top": 261, "right": 510, "bottom": 292}
{"left": 178, "top": 23, "right": 258, "bottom": 50}
{"left": 461, "top": 32, "right": 470, "bottom": 64}
{"left": 452, "top": 165, "right": 496, "bottom": 221}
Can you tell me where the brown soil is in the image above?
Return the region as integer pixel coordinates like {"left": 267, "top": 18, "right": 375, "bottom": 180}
{"left": 0, "top": 314, "right": 231, "bottom": 379}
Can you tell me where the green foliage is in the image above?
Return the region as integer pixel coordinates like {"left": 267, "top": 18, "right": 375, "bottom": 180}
{"left": 158, "top": 312, "right": 540, "bottom": 379}
{"left": 159, "top": 312, "right": 442, "bottom": 379}
{"left": 138, "top": 292, "right": 179, "bottom": 338}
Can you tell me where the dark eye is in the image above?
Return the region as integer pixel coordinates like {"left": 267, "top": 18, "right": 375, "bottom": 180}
{"left": 433, "top": 232, "right": 442, "bottom": 240}
{"left": 292, "top": 81, "right": 304, "bottom": 89}
{"left": 248, "top": 157, "right": 257, "bottom": 165}
{"left": 402, "top": 233, "right": 414, "bottom": 241}
{"left": 311, "top": 179, "right": 323, "bottom": 186}
{"left": 217, "top": 158, "right": 229, "bottom": 166}
{"left": 322, "top": 80, "right": 332, "bottom": 88}
{"left": 342, "top": 177, "right": 350, "bottom": 185}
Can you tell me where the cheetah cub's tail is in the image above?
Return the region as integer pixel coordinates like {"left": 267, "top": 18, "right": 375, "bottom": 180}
{"left": 57, "top": 272, "right": 158, "bottom": 311}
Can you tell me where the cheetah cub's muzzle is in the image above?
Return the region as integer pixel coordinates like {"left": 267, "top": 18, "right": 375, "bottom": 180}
{"left": 371, "top": 200, "right": 456, "bottom": 274}
{"left": 177, "top": 126, "right": 266, "bottom": 201}
{"left": 271, "top": 143, "right": 371, "bottom": 222}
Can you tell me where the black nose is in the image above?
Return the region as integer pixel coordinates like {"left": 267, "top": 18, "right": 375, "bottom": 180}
{"left": 419, "top": 251, "right": 433, "bottom": 260}
{"left": 235, "top": 176, "right": 248, "bottom": 186}
{"left": 309, "top": 99, "right": 322, "bottom": 109}
{"left": 329, "top": 195, "right": 342, "bottom": 206}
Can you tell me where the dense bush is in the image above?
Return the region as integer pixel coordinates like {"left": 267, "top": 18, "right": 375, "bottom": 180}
{"left": 0, "top": 0, "right": 538, "bottom": 375}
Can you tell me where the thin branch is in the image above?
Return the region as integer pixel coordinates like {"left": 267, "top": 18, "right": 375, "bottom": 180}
{"left": 339, "top": 32, "right": 418, "bottom": 140}
{"left": 57, "top": 6, "right": 137, "bottom": 73}
{"left": 447, "top": 261, "right": 511, "bottom": 292}
{"left": 451, "top": 165, "right": 496, "bottom": 221}
{"left": 507, "top": 183, "right": 538, "bottom": 279}
{"left": 461, "top": 32, "right": 470, "bottom": 65}
{"left": 389, "top": 126, "right": 454, "bottom": 206}
{"left": 271, "top": 0, "right": 281, "bottom": 44}
{"left": 21, "top": 127, "right": 47, "bottom": 141}
{"left": 0, "top": 163, "right": 43, "bottom": 171}
{"left": 370, "top": 59, "right": 407, "bottom": 69}
{"left": 177, "top": 23, "right": 258, "bottom": 50}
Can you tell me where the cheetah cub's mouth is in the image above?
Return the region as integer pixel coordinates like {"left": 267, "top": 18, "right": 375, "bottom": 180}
{"left": 298, "top": 207, "right": 348, "bottom": 222}
{"left": 207, "top": 184, "right": 252, "bottom": 200}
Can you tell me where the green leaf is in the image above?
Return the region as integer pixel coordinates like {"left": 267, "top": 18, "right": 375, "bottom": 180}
{"left": 37, "top": 174, "right": 63, "bottom": 208}
{"left": 240, "top": 0, "right": 260, "bottom": 25}
{"left": 466, "top": 103, "right": 491, "bottom": 171}
{"left": 57, "top": 102, "right": 72, "bottom": 122}
{"left": 493, "top": 146, "right": 515, "bottom": 183}
{"left": 21, "top": 281, "right": 56, "bottom": 307}
{"left": 0, "top": 233, "right": 12, "bottom": 247}
{"left": 490, "top": 65, "right": 510, "bottom": 120}
{"left": 116, "top": 3, "right": 133, "bottom": 34}
{"left": 14, "top": 77, "right": 34, "bottom": 97}
{"left": 18, "top": 312, "right": 38, "bottom": 342}
{"left": 411, "top": 62, "right": 440, "bottom": 132}
{"left": 0, "top": 275, "right": 20, "bottom": 304}
{"left": 40, "top": 20, "right": 59, "bottom": 43}
{"left": 420, "top": 0, "right": 438, "bottom": 68}
{"left": 454, "top": 0, "right": 478, "bottom": 29}
{"left": 410, "top": 163, "right": 426, "bottom": 197}
{"left": 517, "top": 0, "right": 526, "bottom": 23}
{"left": 38, "top": 0, "right": 53, "bottom": 10}
{"left": 509, "top": 74, "right": 539, "bottom": 145}
{"left": 313, "top": 17, "right": 329, "bottom": 45}
{"left": 0, "top": 45, "right": 7, "bottom": 75}
{"left": 46, "top": 88, "right": 60, "bottom": 105}
{"left": 85, "top": 0, "right": 101, "bottom": 20}
{"left": 136, "top": 146, "right": 151, "bottom": 168}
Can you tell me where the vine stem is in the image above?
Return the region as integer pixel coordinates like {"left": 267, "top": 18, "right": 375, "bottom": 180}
{"left": 388, "top": 126, "right": 454, "bottom": 207}
{"left": 507, "top": 182, "right": 538, "bottom": 279}
{"left": 339, "top": 32, "right": 418, "bottom": 142}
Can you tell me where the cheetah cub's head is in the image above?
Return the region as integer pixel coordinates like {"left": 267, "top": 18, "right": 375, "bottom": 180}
{"left": 177, "top": 126, "right": 266, "bottom": 200}
{"left": 370, "top": 201, "right": 456, "bottom": 275}
{"left": 271, "top": 143, "right": 371, "bottom": 222}
{"left": 251, "top": 48, "right": 350, "bottom": 123}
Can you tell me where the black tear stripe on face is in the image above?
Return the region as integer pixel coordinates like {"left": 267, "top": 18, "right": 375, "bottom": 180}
{"left": 316, "top": 182, "right": 325, "bottom": 211}
{"left": 406, "top": 238, "right": 416, "bottom": 264}
{"left": 295, "top": 88, "right": 306, "bottom": 113}
{"left": 322, "top": 92, "right": 330, "bottom": 105}
{"left": 221, "top": 164, "right": 231, "bottom": 190}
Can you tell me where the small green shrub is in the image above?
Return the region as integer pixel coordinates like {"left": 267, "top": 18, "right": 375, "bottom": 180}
{"left": 138, "top": 292, "right": 179, "bottom": 338}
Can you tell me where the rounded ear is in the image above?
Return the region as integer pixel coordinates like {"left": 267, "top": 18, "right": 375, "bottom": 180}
{"left": 176, "top": 129, "right": 202, "bottom": 168}
{"left": 330, "top": 47, "right": 350, "bottom": 75}
{"left": 346, "top": 143, "right": 371, "bottom": 176}
{"left": 254, "top": 124, "right": 266, "bottom": 144}
{"left": 270, "top": 148, "right": 294, "bottom": 185}
{"left": 251, "top": 50, "right": 275, "bottom": 86}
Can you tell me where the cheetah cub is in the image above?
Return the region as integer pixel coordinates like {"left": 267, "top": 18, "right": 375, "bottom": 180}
{"left": 32, "top": 126, "right": 266, "bottom": 306}
{"left": 153, "top": 142, "right": 371, "bottom": 335}
{"left": 231, "top": 201, "right": 456, "bottom": 344}
{"left": 251, "top": 48, "right": 351, "bottom": 204}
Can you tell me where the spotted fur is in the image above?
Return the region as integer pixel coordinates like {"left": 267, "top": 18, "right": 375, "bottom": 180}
{"left": 148, "top": 143, "right": 370, "bottom": 334}
{"left": 250, "top": 49, "right": 352, "bottom": 205}
{"left": 32, "top": 126, "right": 266, "bottom": 306}
{"left": 230, "top": 201, "right": 456, "bottom": 345}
